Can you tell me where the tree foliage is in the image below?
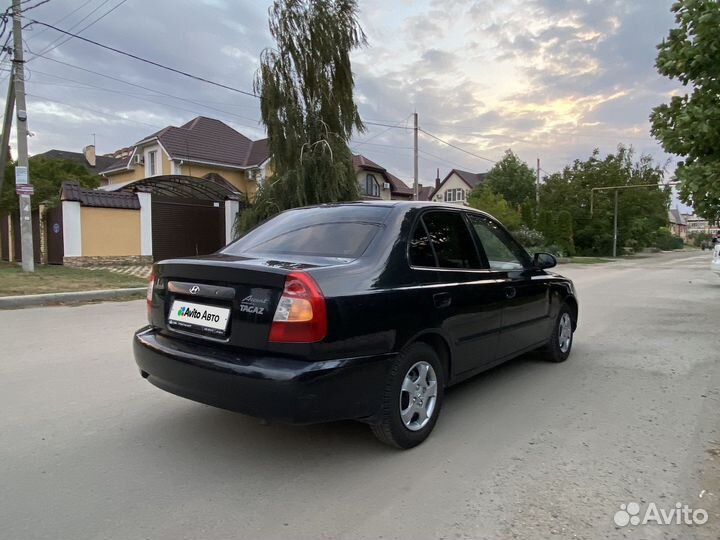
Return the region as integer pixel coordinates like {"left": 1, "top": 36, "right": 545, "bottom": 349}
{"left": 239, "top": 0, "right": 366, "bottom": 232}
{"left": 651, "top": 0, "right": 720, "bottom": 220}
{"left": 468, "top": 185, "right": 522, "bottom": 231}
{"left": 0, "top": 157, "right": 99, "bottom": 214}
{"left": 556, "top": 210, "right": 575, "bottom": 256}
{"left": 540, "top": 146, "right": 669, "bottom": 256}
{"left": 485, "top": 149, "right": 536, "bottom": 209}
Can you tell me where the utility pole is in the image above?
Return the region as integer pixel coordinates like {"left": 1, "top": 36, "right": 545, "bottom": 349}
{"left": 413, "top": 112, "right": 418, "bottom": 201}
{"left": 12, "top": 0, "right": 34, "bottom": 272}
{"left": 536, "top": 158, "right": 540, "bottom": 206}
{"left": 612, "top": 189, "right": 619, "bottom": 258}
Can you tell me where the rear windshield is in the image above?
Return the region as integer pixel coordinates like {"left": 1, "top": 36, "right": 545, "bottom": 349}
{"left": 222, "top": 205, "right": 391, "bottom": 259}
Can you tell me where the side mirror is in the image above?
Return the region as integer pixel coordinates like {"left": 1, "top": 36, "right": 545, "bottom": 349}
{"left": 533, "top": 252, "right": 557, "bottom": 270}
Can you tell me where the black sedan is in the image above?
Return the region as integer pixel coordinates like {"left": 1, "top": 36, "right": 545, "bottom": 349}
{"left": 134, "top": 201, "right": 578, "bottom": 448}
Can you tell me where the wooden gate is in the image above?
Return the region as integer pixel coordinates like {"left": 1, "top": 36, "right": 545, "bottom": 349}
{"left": 151, "top": 197, "right": 225, "bottom": 262}
{"left": 46, "top": 205, "right": 64, "bottom": 264}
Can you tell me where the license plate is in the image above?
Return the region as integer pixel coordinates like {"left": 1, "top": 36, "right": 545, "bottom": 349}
{"left": 168, "top": 300, "right": 231, "bottom": 337}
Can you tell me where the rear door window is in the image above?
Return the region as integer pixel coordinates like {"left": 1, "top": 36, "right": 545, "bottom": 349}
{"left": 415, "top": 211, "right": 482, "bottom": 269}
{"left": 408, "top": 220, "right": 437, "bottom": 267}
{"left": 223, "top": 205, "right": 390, "bottom": 259}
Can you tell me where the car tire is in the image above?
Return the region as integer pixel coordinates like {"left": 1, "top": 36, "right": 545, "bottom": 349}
{"left": 541, "top": 304, "right": 575, "bottom": 363}
{"left": 370, "top": 342, "right": 445, "bottom": 449}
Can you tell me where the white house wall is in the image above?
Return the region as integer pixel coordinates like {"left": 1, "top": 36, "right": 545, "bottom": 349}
{"left": 433, "top": 173, "right": 471, "bottom": 205}
{"left": 356, "top": 171, "right": 392, "bottom": 200}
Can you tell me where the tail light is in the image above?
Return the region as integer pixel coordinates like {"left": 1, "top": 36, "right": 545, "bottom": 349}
{"left": 269, "top": 272, "right": 327, "bottom": 343}
{"left": 146, "top": 271, "right": 155, "bottom": 320}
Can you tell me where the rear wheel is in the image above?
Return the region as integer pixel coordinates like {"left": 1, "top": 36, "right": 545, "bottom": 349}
{"left": 370, "top": 343, "right": 445, "bottom": 449}
{"left": 541, "top": 304, "right": 574, "bottom": 363}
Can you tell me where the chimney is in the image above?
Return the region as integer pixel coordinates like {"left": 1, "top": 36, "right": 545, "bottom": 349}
{"left": 435, "top": 168, "right": 441, "bottom": 189}
{"left": 83, "top": 144, "right": 96, "bottom": 167}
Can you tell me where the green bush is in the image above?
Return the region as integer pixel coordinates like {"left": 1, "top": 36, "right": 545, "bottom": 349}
{"left": 654, "top": 227, "right": 684, "bottom": 250}
{"left": 512, "top": 226, "right": 545, "bottom": 250}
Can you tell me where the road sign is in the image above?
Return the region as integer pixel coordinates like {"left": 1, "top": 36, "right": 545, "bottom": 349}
{"left": 15, "top": 184, "right": 34, "bottom": 196}
{"left": 15, "top": 165, "right": 27, "bottom": 184}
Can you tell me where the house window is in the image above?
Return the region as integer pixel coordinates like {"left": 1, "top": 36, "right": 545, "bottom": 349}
{"left": 172, "top": 161, "right": 182, "bottom": 175}
{"left": 444, "top": 188, "right": 465, "bottom": 202}
{"left": 148, "top": 151, "right": 157, "bottom": 176}
{"left": 363, "top": 174, "right": 380, "bottom": 198}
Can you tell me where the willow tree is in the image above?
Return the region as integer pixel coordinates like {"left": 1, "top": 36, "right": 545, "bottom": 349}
{"left": 239, "top": 0, "right": 366, "bottom": 232}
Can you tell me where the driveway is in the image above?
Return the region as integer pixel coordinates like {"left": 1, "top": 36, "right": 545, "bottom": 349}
{"left": 1, "top": 251, "right": 718, "bottom": 540}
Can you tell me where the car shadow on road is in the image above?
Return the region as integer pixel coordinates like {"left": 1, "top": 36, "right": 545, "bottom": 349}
{"left": 129, "top": 349, "right": 560, "bottom": 468}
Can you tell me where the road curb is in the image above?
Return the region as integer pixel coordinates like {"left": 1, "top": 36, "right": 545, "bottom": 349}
{"left": 0, "top": 287, "right": 147, "bottom": 309}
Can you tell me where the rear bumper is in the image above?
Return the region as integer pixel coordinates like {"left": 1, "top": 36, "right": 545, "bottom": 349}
{"left": 133, "top": 326, "right": 396, "bottom": 424}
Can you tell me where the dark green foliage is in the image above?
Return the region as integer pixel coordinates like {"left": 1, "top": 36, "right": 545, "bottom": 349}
{"left": 520, "top": 201, "right": 535, "bottom": 228}
{"left": 486, "top": 150, "right": 536, "bottom": 209}
{"left": 651, "top": 0, "right": 720, "bottom": 221}
{"left": 654, "top": 227, "right": 685, "bottom": 250}
{"left": 0, "top": 157, "right": 99, "bottom": 213}
{"left": 688, "top": 231, "right": 713, "bottom": 247}
{"left": 536, "top": 210, "right": 554, "bottom": 241}
{"left": 238, "top": 0, "right": 366, "bottom": 232}
{"left": 540, "top": 146, "right": 669, "bottom": 256}
{"left": 556, "top": 210, "right": 575, "bottom": 256}
{"left": 468, "top": 185, "right": 522, "bottom": 230}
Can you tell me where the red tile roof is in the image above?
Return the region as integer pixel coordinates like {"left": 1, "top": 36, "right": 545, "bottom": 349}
{"left": 100, "top": 117, "right": 270, "bottom": 175}
{"left": 352, "top": 154, "right": 413, "bottom": 196}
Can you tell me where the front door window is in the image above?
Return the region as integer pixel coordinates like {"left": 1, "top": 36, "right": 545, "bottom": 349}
{"left": 467, "top": 214, "right": 526, "bottom": 271}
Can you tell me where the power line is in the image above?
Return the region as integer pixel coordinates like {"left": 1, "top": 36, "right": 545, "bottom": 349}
{"left": 25, "top": 18, "right": 259, "bottom": 97}
{"left": 30, "top": 0, "right": 128, "bottom": 60}
{"left": 351, "top": 141, "right": 413, "bottom": 150}
{"left": 26, "top": 65, "right": 262, "bottom": 127}
{"left": 26, "top": 91, "right": 164, "bottom": 129}
{"left": 364, "top": 120, "right": 413, "bottom": 130}
{"left": 354, "top": 113, "right": 411, "bottom": 147}
{"left": 24, "top": 0, "right": 96, "bottom": 42}
{"left": 419, "top": 128, "right": 497, "bottom": 164}
{"left": 418, "top": 148, "right": 475, "bottom": 172}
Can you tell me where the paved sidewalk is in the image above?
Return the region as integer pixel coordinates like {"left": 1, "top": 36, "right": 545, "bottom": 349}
{"left": 86, "top": 265, "right": 152, "bottom": 279}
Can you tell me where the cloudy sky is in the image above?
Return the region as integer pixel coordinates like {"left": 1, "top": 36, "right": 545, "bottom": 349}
{"left": 2, "top": 0, "right": 683, "bottom": 192}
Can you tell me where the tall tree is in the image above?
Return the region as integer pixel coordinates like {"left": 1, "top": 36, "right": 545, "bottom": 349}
{"left": 485, "top": 149, "right": 536, "bottom": 209}
{"left": 540, "top": 146, "right": 669, "bottom": 256}
{"left": 239, "top": 0, "right": 366, "bottom": 231}
{"left": 468, "top": 185, "right": 522, "bottom": 231}
{"left": 0, "top": 156, "right": 99, "bottom": 214}
{"left": 651, "top": 0, "right": 720, "bottom": 221}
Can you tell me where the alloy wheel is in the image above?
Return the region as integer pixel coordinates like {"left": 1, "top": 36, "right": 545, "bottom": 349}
{"left": 399, "top": 361, "right": 438, "bottom": 431}
{"left": 558, "top": 312, "right": 573, "bottom": 353}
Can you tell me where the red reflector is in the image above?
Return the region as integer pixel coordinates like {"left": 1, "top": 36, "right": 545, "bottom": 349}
{"left": 146, "top": 272, "right": 155, "bottom": 320}
{"left": 269, "top": 272, "right": 327, "bottom": 343}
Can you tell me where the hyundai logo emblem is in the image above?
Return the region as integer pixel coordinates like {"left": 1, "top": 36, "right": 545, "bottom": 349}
{"left": 189, "top": 285, "right": 200, "bottom": 295}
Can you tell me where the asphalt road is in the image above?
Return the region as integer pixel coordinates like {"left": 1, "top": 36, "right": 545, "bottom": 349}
{"left": 1, "top": 251, "right": 718, "bottom": 540}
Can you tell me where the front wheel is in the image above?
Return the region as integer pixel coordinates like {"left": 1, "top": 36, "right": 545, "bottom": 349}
{"left": 541, "top": 304, "right": 575, "bottom": 363}
{"left": 370, "top": 343, "right": 445, "bottom": 449}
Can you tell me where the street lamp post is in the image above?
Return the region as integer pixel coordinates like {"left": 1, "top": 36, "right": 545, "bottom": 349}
{"left": 590, "top": 182, "right": 678, "bottom": 258}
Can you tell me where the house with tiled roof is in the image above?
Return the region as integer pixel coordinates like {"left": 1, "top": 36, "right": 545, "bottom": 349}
{"left": 431, "top": 169, "right": 488, "bottom": 204}
{"left": 34, "top": 146, "right": 118, "bottom": 178}
{"left": 352, "top": 154, "right": 414, "bottom": 200}
{"left": 668, "top": 208, "right": 688, "bottom": 240}
{"left": 100, "top": 116, "right": 270, "bottom": 198}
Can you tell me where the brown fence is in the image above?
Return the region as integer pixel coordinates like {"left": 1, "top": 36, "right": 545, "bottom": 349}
{"left": 1, "top": 210, "right": 44, "bottom": 263}
{"left": 46, "top": 205, "right": 63, "bottom": 264}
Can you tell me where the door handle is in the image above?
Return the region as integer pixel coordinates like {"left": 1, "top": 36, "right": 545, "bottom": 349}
{"left": 505, "top": 286, "right": 517, "bottom": 299}
{"left": 433, "top": 292, "right": 452, "bottom": 309}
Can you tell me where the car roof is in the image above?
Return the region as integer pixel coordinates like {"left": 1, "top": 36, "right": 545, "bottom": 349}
{"left": 309, "top": 200, "right": 496, "bottom": 219}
